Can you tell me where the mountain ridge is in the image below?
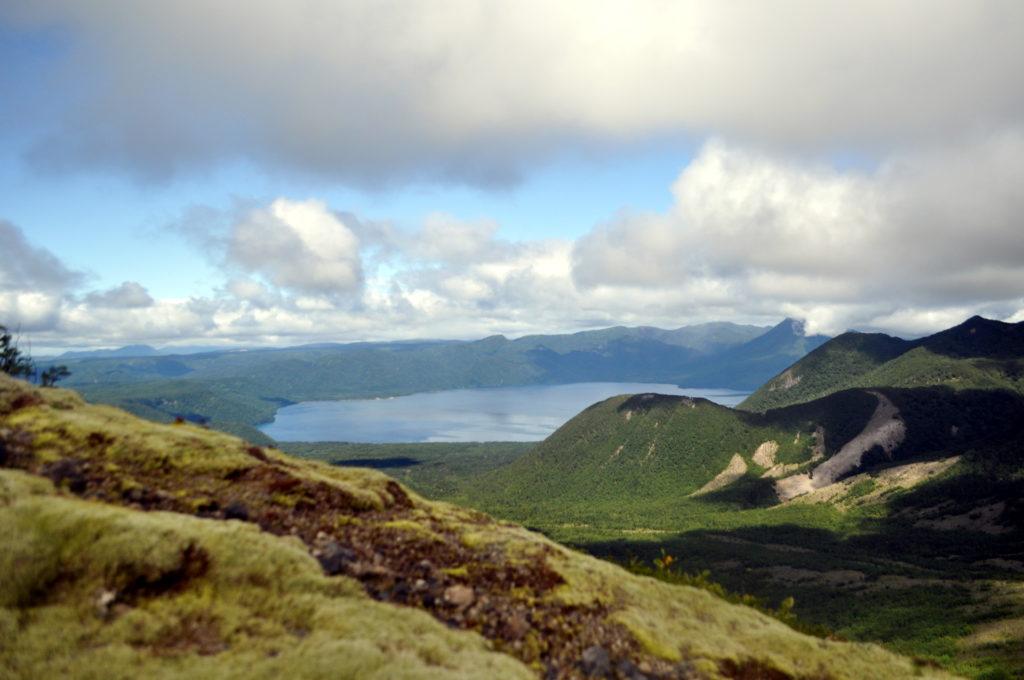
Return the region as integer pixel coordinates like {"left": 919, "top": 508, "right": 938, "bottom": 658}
{"left": 741, "top": 316, "right": 1024, "bottom": 412}
{"left": 50, "top": 319, "right": 825, "bottom": 440}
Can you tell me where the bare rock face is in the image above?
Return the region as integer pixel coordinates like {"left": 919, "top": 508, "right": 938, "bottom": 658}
{"left": 692, "top": 453, "right": 748, "bottom": 496}
{"left": 751, "top": 440, "right": 779, "bottom": 467}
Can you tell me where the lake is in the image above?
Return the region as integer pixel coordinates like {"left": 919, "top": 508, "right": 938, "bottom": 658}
{"left": 260, "top": 382, "right": 750, "bottom": 443}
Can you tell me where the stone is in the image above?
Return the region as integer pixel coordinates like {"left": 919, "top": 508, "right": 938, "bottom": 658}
{"left": 616, "top": 659, "right": 648, "bottom": 680}
{"left": 443, "top": 584, "right": 475, "bottom": 608}
{"left": 223, "top": 500, "right": 250, "bottom": 521}
{"left": 317, "top": 540, "right": 357, "bottom": 575}
{"left": 580, "top": 645, "right": 611, "bottom": 678}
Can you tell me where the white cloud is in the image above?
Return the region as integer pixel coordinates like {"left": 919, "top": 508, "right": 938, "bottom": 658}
{"left": 5, "top": 2, "right": 1022, "bottom": 184}
{"left": 410, "top": 214, "right": 506, "bottom": 264}
{"left": 572, "top": 132, "right": 1024, "bottom": 333}
{"left": 84, "top": 281, "right": 154, "bottom": 308}
{"left": 227, "top": 198, "right": 363, "bottom": 295}
{"left": 0, "top": 291, "right": 63, "bottom": 332}
{"left": 7, "top": 127, "right": 1024, "bottom": 349}
{"left": 0, "top": 220, "right": 82, "bottom": 292}
{"left": 0, "top": 220, "right": 81, "bottom": 333}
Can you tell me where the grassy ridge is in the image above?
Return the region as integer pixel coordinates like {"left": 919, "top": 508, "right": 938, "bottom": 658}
{"left": 741, "top": 333, "right": 910, "bottom": 412}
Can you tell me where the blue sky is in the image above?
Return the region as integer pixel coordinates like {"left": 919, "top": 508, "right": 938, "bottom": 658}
{"left": 1, "top": 2, "right": 1022, "bottom": 350}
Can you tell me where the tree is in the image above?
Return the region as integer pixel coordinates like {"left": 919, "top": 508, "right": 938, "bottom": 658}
{"left": 0, "top": 325, "right": 34, "bottom": 378}
{"left": 0, "top": 324, "right": 71, "bottom": 386}
{"left": 40, "top": 365, "right": 71, "bottom": 387}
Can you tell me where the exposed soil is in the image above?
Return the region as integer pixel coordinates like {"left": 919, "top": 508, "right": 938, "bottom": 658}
{"left": 809, "top": 392, "right": 904, "bottom": 488}
{"left": 693, "top": 454, "right": 748, "bottom": 497}
{"left": 751, "top": 442, "right": 779, "bottom": 468}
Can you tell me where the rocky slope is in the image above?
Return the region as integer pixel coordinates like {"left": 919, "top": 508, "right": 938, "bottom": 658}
{"left": 0, "top": 374, "right": 941, "bottom": 679}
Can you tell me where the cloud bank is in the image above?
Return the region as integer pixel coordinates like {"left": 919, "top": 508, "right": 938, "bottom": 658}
{"left": 1, "top": 3, "right": 1022, "bottom": 347}
{"left": 3, "top": 1, "right": 1022, "bottom": 184}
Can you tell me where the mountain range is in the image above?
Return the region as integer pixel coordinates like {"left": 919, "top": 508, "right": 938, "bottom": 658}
{"left": 742, "top": 315, "right": 1024, "bottom": 412}
{"left": 52, "top": 318, "right": 828, "bottom": 442}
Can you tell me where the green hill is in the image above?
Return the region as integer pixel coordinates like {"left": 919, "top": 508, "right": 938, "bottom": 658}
{"left": 449, "top": 384, "right": 1024, "bottom": 677}
{"left": 460, "top": 385, "right": 1023, "bottom": 528}
{"left": 0, "top": 374, "right": 936, "bottom": 679}
{"left": 741, "top": 316, "right": 1024, "bottom": 412}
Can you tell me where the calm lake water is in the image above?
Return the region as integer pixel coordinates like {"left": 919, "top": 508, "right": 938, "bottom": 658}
{"left": 260, "top": 382, "right": 749, "bottom": 443}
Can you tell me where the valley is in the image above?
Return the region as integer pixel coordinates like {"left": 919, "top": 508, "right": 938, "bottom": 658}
{"left": 275, "top": 317, "right": 1024, "bottom": 678}
{"left": 5, "top": 315, "right": 1023, "bottom": 678}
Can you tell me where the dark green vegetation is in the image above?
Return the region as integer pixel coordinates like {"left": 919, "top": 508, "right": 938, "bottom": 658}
{"left": 453, "top": 386, "right": 1022, "bottom": 528}
{"left": 56, "top": 319, "right": 826, "bottom": 438}
{"left": 742, "top": 316, "right": 1024, "bottom": 412}
{"left": 420, "top": 316, "right": 1024, "bottom": 678}
{"left": 281, "top": 441, "right": 534, "bottom": 498}
{"left": 0, "top": 374, "right": 936, "bottom": 679}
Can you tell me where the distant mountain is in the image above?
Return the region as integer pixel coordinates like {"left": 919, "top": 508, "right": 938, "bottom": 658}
{"left": 56, "top": 344, "right": 160, "bottom": 359}
{"left": 741, "top": 316, "right": 1024, "bottom": 412}
{"left": 56, "top": 320, "right": 829, "bottom": 436}
{"left": 678, "top": 318, "right": 830, "bottom": 389}
{"left": 510, "top": 321, "right": 767, "bottom": 354}
{"left": 51, "top": 344, "right": 253, "bottom": 360}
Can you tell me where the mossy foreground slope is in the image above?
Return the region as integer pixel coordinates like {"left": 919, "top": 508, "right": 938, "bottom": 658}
{"left": 0, "top": 375, "right": 943, "bottom": 679}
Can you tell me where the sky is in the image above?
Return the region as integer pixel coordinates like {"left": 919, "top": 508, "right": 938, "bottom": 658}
{"left": 1, "top": 1, "right": 1023, "bottom": 351}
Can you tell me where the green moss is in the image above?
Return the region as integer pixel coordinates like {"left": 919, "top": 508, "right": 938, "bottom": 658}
{"left": 0, "top": 469, "right": 532, "bottom": 680}
{"left": 378, "top": 519, "right": 442, "bottom": 541}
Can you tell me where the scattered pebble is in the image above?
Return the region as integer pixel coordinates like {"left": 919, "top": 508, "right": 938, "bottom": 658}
{"left": 443, "top": 584, "right": 475, "bottom": 608}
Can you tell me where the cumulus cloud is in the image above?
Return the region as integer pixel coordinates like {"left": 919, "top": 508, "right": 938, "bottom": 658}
{"left": 3, "top": 2, "right": 1022, "bottom": 184}
{"left": 227, "top": 198, "right": 363, "bottom": 295}
{"left": 573, "top": 132, "right": 1024, "bottom": 333}
{"left": 0, "top": 220, "right": 82, "bottom": 292}
{"left": 0, "top": 220, "right": 81, "bottom": 332}
{"left": 7, "top": 127, "right": 1024, "bottom": 349}
{"left": 408, "top": 214, "right": 507, "bottom": 265}
{"left": 84, "top": 281, "right": 154, "bottom": 308}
